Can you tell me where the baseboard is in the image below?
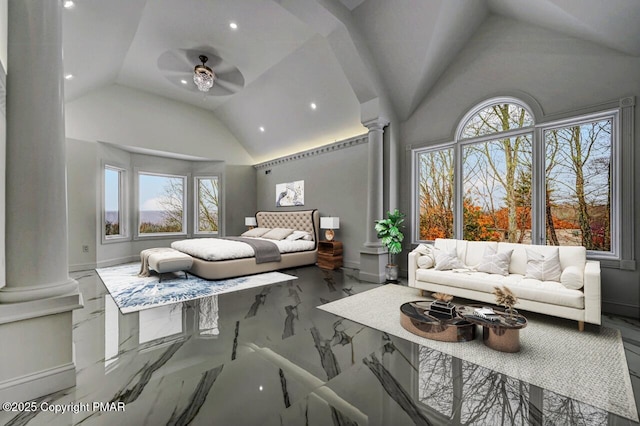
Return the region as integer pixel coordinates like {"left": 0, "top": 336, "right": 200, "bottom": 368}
{"left": 359, "top": 270, "right": 385, "bottom": 284}
{"left": 602, "top": 300, "right": 639, "bottom": 319}
{"left": 0, "top": 362, "right": 76, "bottom": 403}
{"left": 343, "top": 260, "right": 360, "bottom": 270}
{"left": 69, "top": 262, "right": 97, "bottom": 272}
{"left": 95, "top": 255, "right": 138, "bottom": 269}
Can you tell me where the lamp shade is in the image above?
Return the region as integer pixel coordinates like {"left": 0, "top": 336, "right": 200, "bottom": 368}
{"left": 320, "top": 217, "right": 340, "bottom": 229}
{"left": 245, "top": 217, "right": 257, "bottom": 226}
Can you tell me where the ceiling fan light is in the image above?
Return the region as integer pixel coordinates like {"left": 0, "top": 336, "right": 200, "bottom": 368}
{"left": 193, "top": 55, "right": 216, "bottom": 92}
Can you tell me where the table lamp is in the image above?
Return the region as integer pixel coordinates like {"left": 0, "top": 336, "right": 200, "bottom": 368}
{"left": 245, "top": 217, "right": 257, "bottom": 230}
{"left": 320, "top": 217, "right": 340, "bottom": 241}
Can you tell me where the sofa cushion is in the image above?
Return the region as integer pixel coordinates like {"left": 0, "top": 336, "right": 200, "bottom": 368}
{"left": 415, "top": 268, "right": 584, "bottom": 309}
{"left": 434, "top": 247, "right": 465, "bottom": 271}
{"left": 434, "top": 239, "right": 467, "bottom": 262}
{"left": 415, "top": 244, "right": 436, "bottom": 269}
{"left": 464, "top": 241, "right": 498, "bottom": 268}
{"left": 561, "top": 265, "right": 583, "bottom": 290}
{"left": 476, "top": 246, "right": 513, "bottom": 276}
{"left": 525, "top": 247, "right": 562, "bottom": 282}
{"left": 496, "top": 242, "right": 529, "bottom": 275}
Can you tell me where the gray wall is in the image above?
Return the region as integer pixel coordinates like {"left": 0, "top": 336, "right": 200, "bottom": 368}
{"left": 256, "top": 142, "right": 368, "bottom": 268}
{"left": 66, "top": 140, "right": 256, "bottom": 270}
{"left": 401, "top": 15, "right": 640, "bottom": 318}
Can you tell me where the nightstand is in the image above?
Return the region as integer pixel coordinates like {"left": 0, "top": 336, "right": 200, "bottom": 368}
{"left": 317, "top": 240, "right": 343, "bottom": 270}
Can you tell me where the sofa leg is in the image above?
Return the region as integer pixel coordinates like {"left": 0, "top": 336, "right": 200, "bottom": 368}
{"left": 578, "top": 321, "right": 584, "bottom": 332}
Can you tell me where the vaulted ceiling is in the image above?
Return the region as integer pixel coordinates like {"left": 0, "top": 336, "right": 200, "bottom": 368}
{"left": 62, "top": 0, "right": 640, "bottom": 163}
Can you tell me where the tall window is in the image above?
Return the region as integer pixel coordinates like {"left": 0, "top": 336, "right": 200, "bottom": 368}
{"left": 104, "top": 166, "right": 126, "bottom": 239}
{"left": 195, "top": 176, "right": 220, "bottom": 234}
{"left": 416, "top": 147, "right": 454, "bottom": 240}
{"left": 138, "top": 172, "right": 186, "bottom": 235}
{"left": 544, "top": 117, "right": 613, "bottom": 252}
{"left": 460, "top": 103, "right": 533, "bottom": 243}
{"left": 413, "top": 97, "right": 620, "bottom": 258}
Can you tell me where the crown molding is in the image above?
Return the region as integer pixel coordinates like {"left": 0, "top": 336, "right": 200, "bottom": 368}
{"left": 254, "top": 133, "right": 368, "bottom": 170}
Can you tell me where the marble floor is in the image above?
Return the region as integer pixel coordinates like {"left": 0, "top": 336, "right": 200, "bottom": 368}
{"left": 1, "top": 266, "right": 639, "bottom": 426}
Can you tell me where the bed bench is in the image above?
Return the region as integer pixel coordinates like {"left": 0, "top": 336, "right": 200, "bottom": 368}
{"left": 141, "top": 248, "right": 193, "bottom": 282}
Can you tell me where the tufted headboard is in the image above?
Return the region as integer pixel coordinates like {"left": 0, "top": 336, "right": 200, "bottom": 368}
{"left": 255, "top": 209, "right": 319, "bottom": 245}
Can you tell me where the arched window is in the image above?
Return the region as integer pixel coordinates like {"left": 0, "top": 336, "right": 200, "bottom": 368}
{"left": 458, "top": 99, "right": 534, "bottom": 243}
{"left": 413, "top": 96, "right": 621, "bottom": 258}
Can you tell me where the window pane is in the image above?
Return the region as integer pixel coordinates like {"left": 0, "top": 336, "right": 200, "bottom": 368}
{"left": 105, "top": 168, "right": 121, "bottom": 237}
{"left": 417, "top": 148, "right": 454, "bottom": 240}
{"left": 197, "top": 177, "right": 219, "bottom": 233}
{"left": 544, "top": 119, "right": 612, "bottom": 251}
{"left": 463, "top": 135, "right": 532, "bottom": 242}
{"left": 461, "top": 103, "right": 533, "bottom": 139}
{"left": 139, "top": 173, "right": 184, "bottom": 234}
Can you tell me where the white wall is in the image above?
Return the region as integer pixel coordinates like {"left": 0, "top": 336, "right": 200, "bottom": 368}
{"left": 401, "top": 15, "right": 640, "bottom": 317}
{"left": 65, "top": 84, "right": 255, "bottom": 165}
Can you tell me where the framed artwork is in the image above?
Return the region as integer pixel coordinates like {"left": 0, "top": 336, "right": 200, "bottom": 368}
{"left": 276, "top": 180, "right": 304, "bottom": 207}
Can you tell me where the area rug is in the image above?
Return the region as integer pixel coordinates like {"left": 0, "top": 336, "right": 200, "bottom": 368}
{"left": 318, "top": 284, "right": 638, "bottom": 422}
{"left": 96, "top": 262, "right": 297, "bottom": 314}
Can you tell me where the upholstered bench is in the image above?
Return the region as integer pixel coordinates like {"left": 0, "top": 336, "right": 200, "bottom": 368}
{"left": 142, "top": 248, "right": 193, "bottom": 282}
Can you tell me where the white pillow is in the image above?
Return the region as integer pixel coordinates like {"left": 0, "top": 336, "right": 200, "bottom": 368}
{"left": 285, "top": 230, "right": 311, "bottom": 241}
{"left": 561, "top": 265, "right": 583, "bottom": 290}
{"left": 241, "top": 227, "right": 271, "bottom": 238}
{"left": 261, "top": 228, "right": 295, "bottom": 240}
{"left": 415, "top": 244, "right": 435, "bottom": 269}
{"left": 525, "top": 247, "right": 562, "bottom": 282}
{"left": 434, "top": 247, "right": 465, "bottom": 271}
{"left": 476, "top": 246, "right": 513, "bottom": 276}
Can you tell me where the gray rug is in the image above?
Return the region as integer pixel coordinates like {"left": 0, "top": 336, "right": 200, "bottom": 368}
{"left": 318, "top": 284, "right": 638, "bottom": 422}
{"left": 97, "top": 262, "right": 297, "bottom": 314}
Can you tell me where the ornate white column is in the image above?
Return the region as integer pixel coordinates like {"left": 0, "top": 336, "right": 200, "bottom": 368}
{"left": 0, "top": 0, "right": 81, "bottom": 403}
{"left": 359, "top": 117, "right": 389, "bottom": 283}
{"left": 0, "top": 0, "right": 77, "bottom": 302}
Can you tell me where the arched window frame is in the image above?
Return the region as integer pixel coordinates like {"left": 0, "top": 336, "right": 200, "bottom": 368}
{"left": 411, "top": 95, "right": 633, "bottom": 267}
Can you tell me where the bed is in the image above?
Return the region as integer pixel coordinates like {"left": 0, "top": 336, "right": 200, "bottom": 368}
{"left": 170, "top": 209, "right": 320, "bottom": 280}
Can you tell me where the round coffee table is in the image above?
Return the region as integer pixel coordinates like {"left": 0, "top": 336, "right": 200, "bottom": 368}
{"left": 458, "top": 306, "right": 527, "bottom": 353}
{"left": 399, "top": 301, "right": 476, "bottom": 342}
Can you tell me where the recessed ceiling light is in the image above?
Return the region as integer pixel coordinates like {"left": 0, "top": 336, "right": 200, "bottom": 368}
{"left": 64, "top": 74, "right": 74, "bottom": 80}
{"left": 229, "top": 22, "right": 238, "bottom": 30}
{"left": 259, "top": 126, "right": 265, "bottom": 132}
{"left": 63, "top": 0, "right": 75, "bottom": 9}
{"left": 310, "top": 102, "right": 317, "bottom": 110}
{"left": 180, "top": 79, "right": 188, "bottom": 85}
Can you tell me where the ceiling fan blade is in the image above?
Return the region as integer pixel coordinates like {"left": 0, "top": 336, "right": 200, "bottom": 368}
{"left": 213, "top": 79, "right": 242, "bottom": 95}
{"left": 216, "top": 70, "right": 245, "bottom": 89}
{"left": 158, "top": 50, "right": 195, "bottom": 72}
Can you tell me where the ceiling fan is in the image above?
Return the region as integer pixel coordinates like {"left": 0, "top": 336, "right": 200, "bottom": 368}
{"left": 157, "top": 47, "right": 245, "bottom": 96}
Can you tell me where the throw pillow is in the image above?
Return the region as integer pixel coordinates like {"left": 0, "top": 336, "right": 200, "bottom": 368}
{"left": 415, "top": 244, "right": 435, "bottom": 269}
{"left": 476, "top": 246, "right": 513, "bottom": 276}
{"left": 285, "top": 230, "right": 311, "bottom": 241}
{"left": 241, "top": 227, "right": 271, "bottom": 238}
{"left": 261, "top": 227, "right": 295, "bottom": 240}
{"left": 434, "top": 247, "right": 465, "bottom": 271}
{"left": 560, "top": 265, "right": 583, "bottom": 290}
{"left": 525, "top": 247, "right": 562, "bottom": 282}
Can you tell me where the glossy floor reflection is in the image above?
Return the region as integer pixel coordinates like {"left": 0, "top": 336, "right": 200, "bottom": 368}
{"left": 1, "top": 266, "right": 639, "bottom": 425}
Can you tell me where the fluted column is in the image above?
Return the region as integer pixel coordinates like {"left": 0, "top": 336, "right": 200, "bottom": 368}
{"left": 363, "top": 118, "right": 388, "bottom": 247}
{"left": 0, "top": 0, "right": 77, "bottom": 302}
{"left": 359, "top": 117, "right": 389, "bottom": 283}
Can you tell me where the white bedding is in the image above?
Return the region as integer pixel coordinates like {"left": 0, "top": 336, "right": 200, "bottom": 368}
{"left": 171, "top": 237, "right": 316, "bottom": 261}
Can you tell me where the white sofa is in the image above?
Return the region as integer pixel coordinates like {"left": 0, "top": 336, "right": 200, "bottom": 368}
{"left": 408, "top": 238, "right": 601, "bottom": 329}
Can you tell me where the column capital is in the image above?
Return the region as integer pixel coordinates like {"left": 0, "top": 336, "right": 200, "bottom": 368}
{"left": 363, "top": 117, "right": 389, "bottom": 132}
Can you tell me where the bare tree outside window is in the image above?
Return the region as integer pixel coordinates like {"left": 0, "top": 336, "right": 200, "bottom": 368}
{"left": 545, "top": 119, "right": 612, "bottom": 251}
{"left": 197, "top": 177, "right": 219, "bottom": 233}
